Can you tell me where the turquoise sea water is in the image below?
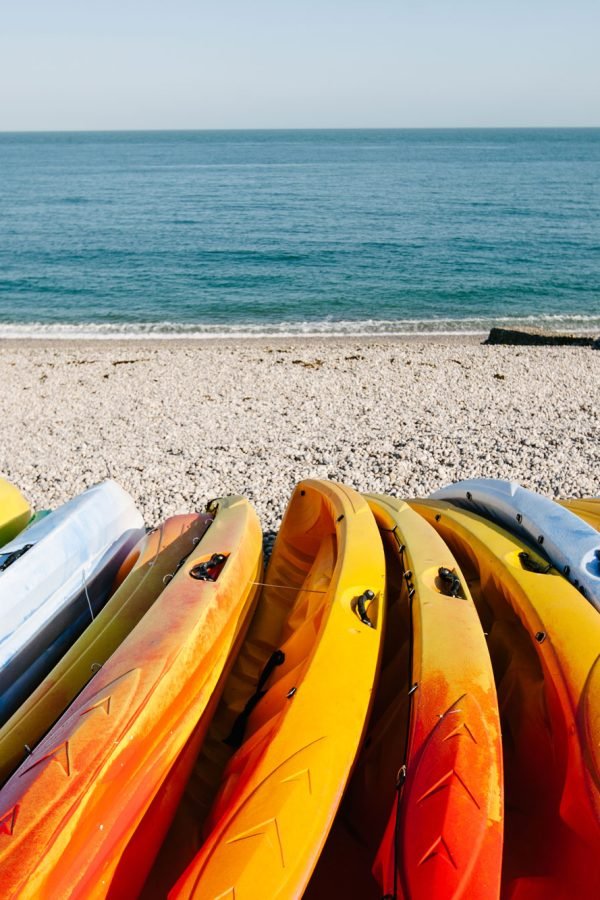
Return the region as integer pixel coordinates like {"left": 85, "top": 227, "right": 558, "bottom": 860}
{"left": 0, "top": 129, "right": 599, "bottom": 337}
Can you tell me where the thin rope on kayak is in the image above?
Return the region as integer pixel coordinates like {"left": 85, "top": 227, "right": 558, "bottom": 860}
{"left": 250, "top": 580, "right": 327, "bottom": 592}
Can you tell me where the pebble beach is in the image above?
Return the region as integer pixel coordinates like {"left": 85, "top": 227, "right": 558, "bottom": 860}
{"left": 1, "top": 337, "right": 598, "bottom": 539}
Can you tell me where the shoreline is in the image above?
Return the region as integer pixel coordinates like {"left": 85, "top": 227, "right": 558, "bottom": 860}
{"left": 2, "top": 329, "right": 597, "bottom": 353}
{"left": 1, "top": 338, "right": 598, "bottom": 533}
{"left": 0, "top": 333, "right": 486, "bottom": 352}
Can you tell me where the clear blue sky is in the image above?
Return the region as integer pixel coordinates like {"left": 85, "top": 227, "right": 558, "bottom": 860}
{"left": 1, "top": 0, "right": 598, "bottom": 130}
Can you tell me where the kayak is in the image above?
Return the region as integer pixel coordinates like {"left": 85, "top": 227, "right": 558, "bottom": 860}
{"left": 306, "top": 494, "right": 503, "bottom": 900}
{"left": 0, "top": 478, "right": 32, "bottom": 547}
{"left": 560, "top": 498, "right": 600, "bottom": 532}
{"left": 165, "top": 480, "right": 386, "bottom": 900}
{"left": 0, "top": 495, "right": 262, "bottom": 899}
{"left": 413, "top": 499, "right": 600, "bottom": 899}
{"left": 0, "top": 480, "right": 144, "bottom": 725}
{"left": 431, "top": 478, "right": 600, "bottom": 609}
{"left": 0, "top": 512, "right": 212, "bottom": 785}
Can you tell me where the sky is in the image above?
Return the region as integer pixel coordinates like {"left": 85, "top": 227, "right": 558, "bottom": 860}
{"left": 0, "top": 1, "right": 598, "bottom": 130}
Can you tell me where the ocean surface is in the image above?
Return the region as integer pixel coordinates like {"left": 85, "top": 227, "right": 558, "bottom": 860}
{"left": 0, "top": 129, "right": 599, "bottom": 338}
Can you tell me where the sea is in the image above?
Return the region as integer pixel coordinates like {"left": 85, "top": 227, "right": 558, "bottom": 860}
{"left": 0, "top": 128, "right": 599, "bottom": 339}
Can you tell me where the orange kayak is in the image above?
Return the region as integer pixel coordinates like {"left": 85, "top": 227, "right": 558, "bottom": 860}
{"left": 0, "top": 495, "right": 263, "bottom": 899}
{"left": 413, "top": 499, "right": 600, "bottom": 899}
{"left": 306, "top": 494, "right": 503, "bottom": 900}
{"left": 0, "top": 513, "right": 212, "bottom": 786}
{"left": 162, "top": 480, "right": 386, "bottom": 900}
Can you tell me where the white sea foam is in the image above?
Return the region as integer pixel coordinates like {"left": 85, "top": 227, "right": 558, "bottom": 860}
{"left": 0, "top": 315, "right": 598, "bottom": 340}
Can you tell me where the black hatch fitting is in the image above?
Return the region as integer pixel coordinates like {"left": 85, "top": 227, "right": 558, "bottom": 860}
{"left": 189, "top": 553, "right": 227, "bottom": 581}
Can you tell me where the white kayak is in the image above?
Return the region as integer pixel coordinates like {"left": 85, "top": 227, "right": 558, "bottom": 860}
{"left": 0, "top": 480, "right": 144, "bottom": 724}
{"left": 431, "top": 478, "right": 600, "bottom": 610}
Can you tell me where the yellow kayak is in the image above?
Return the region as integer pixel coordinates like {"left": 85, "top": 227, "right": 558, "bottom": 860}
{"left": 0, "top": 479, "right": 31, "bottom": 548}
{"left": 0, "top": 512, "right": 212, "bottom": 786}
{"left": 413, "top": 499, "right": 600, "bottom": 899}
{"left": 307, "top": 494, "right": 503, "bottom": 900}
{"left": 159, "top": 480, "right": 386, "bottom": 899}
{"left": 560, "top": 498, "right": 600, "bottom": 532}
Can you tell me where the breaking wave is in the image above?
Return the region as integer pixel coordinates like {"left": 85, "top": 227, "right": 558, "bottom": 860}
{"left": 0, "top": 314, "right": 598, "bottom": 340}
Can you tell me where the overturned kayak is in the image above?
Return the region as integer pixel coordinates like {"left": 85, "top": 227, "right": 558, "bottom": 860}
{"left": 413, "top": 500, "right": 600, "bottom": 898}
{"left": 0, "top": 512, "right": 212, "bottom": 785}
{"left": 165, "top": 480, "right": 386, "bottom": 900}
{"left": 0, "top": 495, "right": 262, "bottom": 899}
{"left": 307, "top": 494, "right": 502, "bottom": 900}
{"left": 432, "top": 478, "right": 600, "bottom": 609}
{"left": 0, "top": 480, "right": 144, "bottom": 725}
{"left": 0, "top": 478, "right": 32, "bottom": 547}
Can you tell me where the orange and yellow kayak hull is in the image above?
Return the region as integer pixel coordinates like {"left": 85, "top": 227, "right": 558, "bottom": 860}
{"left": 0, "top": 495, "right": 263, "bottom": 899}
{"left": 413, "top": 499, "right": 600, "bottom": 899}
{"left": 169, "top": 480, "right": 386, "bottom": 900}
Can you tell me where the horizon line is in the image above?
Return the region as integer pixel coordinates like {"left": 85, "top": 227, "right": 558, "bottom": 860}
{"left": 1, "top": 125, "right": 600, "bottom": 135}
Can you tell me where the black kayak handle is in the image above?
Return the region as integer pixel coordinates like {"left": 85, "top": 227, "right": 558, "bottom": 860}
{"left": 356, "top": 590, "right": 375, "bottom": 628}
{"left": 438, "top": 567, "right": 462, "bottom": 597}
{"left": 189, "top": 553, "right": 227, "bottom": 581}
